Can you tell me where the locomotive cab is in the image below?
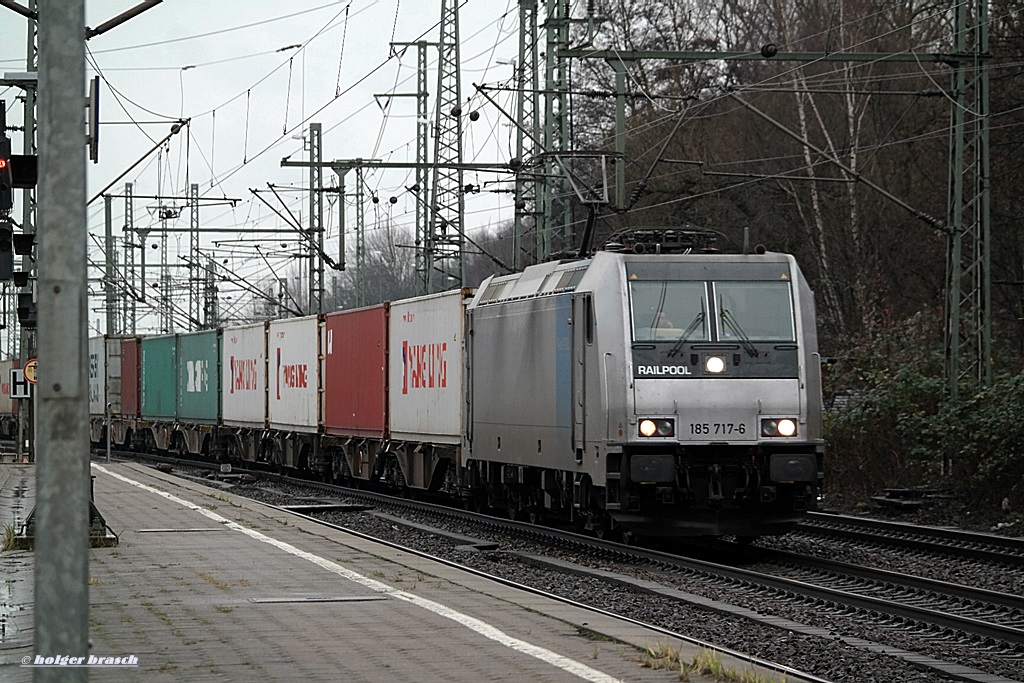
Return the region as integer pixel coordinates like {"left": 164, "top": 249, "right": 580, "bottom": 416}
{"left": 602, "top": 250, "right": 824, "bottom": 536}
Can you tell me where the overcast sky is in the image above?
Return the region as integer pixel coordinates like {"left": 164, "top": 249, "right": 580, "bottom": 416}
{"left": 0, "top": 0, "right": 527, "bottom": 333}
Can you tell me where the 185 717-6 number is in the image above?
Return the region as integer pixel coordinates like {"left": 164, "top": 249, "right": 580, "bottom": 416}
{"left": 690, "top": 422, "right": 746, "bottom": 435}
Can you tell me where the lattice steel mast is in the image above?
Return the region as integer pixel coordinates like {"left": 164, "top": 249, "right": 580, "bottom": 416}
{"left": 944, "top": 0, "right": 991, "bottom": 401}
{"left": 427, "top": 0, "right": 464, "bottom": 292}
{"left": 513, "top": 0, "right": 542, "bottom": 270}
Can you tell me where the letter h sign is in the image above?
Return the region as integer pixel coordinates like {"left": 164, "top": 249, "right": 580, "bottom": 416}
{"left": 10, "top": 368, "right": 31, "bottom": 399}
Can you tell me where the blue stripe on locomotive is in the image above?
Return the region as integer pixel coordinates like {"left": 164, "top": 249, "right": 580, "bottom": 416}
{"left": 555, "top": 296, "right": 571, "bottom": 433}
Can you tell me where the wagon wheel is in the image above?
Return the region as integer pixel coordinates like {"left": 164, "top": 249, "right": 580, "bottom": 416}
{"left": 331, "top": 451, "right": 353, "bottom": 487}
{"left": 226, "top": 439, "right": 242, "bottom": 465}
{"left": 504, "top": 488, "right": 524, "bottom": 521}
{"left": 592, "top": 513, "right": 621, "bottom": 542}
{"left": 265, "top": 442, "right": 283, "bottom": 473}
{"left": 464, "top": 489, "right": 487, "bottom": 514}
{"left": 382, "top": 455, "right": 409, "bottom": 496}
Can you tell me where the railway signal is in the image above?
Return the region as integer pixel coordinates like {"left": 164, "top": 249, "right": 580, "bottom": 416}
{"left": 0, "top": 138, "right": 11, "bottom": 212}
{"left": 0, "top": 217, "right": 13, "bottom": 280}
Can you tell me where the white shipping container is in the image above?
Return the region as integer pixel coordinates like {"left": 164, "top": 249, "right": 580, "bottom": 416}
{"left": 104, "top": 338, "right": 123, "bottom": 416}
{"left": 88, "top": 336, "right": 105, "bottom": 416}
{"left": 0, "top": 359, "right": 14, "bottom": 414}
{"left": 268, "top": 316, "right": 320, "bottom": 432}
{"left": 222, "top": 322, "right": 267, "bottom": 427}
{"left": 388, "top": 290, "right": 468, "bottom": 444}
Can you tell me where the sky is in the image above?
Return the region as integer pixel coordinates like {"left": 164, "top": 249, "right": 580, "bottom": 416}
{"left": 0, "top": 0, "right": 530, "bottom": 335}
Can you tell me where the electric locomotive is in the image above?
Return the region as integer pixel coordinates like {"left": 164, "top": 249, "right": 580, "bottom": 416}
{"left": 464, "top": 228, "right": 823, "bottom": 537}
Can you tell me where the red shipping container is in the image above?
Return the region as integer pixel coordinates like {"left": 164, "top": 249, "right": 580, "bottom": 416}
{"left": 120, "top": 337, "right": 141, "bottom": 417}
{"left": 322, "top": 304, "right": 387, "bottom": 438}
{"left": 0, "top": 359, "right": 15, "bottom": 415}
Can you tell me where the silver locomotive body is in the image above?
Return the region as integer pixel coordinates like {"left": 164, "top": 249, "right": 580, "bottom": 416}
{"left": 465, "top": 250, "right": 823, "bottom": 537}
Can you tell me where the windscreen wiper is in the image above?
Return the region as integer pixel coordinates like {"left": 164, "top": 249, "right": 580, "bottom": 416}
{"left": 720, "top": 309, "right": 759, "bottom": 358}
{"left": 667, "top": 310, "right": 705, "bottom": 358}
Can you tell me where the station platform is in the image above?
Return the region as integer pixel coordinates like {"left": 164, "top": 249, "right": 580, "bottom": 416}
{"left": 1, "top": 461, "right": 789, "bottom": 683}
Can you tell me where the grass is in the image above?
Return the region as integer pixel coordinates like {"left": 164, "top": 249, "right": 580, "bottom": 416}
{"left": 2, "top": 522, "right": 16, "bottom": 551}
{"left": 198, "top": 572, "right": 230, "bottom": 591}
{"left": 640, "top": 643, "right": 787, "bottom": 683}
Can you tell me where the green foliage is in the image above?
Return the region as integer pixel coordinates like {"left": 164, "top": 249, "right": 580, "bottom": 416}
{"left": 824, "top": 313, "right": 1024, "bottom": 513}
{"left": 823, "top": 313, "right": 946, "bottom": 500}
{"left": 947, "top": 374, "right": 1024, "bottom": 509}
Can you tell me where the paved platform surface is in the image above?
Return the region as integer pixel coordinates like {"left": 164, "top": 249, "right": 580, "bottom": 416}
{"left": 1, "top": 461, "right": 788, "bottom": 682}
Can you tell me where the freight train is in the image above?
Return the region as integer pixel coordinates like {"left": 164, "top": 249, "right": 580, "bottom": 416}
{"left": 84, "top": 229, "right": 824, "bottom": 538}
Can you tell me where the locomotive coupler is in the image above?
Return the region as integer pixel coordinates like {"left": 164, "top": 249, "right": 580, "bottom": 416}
{"left": 733, "top": 464, "right": 761, "bottom": 502}
{"left": 707, "top": 464, "right": 724, "bottom": 508}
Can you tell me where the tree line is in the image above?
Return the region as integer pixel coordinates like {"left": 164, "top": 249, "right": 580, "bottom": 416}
{"left": 266, "top": 1, "right": 1024, "bottom": 519}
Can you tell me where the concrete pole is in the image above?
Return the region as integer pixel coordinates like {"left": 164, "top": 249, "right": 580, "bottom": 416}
{"left": 35, "top": 1, "right": 90, "bottom": 681}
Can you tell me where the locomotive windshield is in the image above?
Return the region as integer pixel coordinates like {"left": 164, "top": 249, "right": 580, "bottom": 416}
{"left": 714, "top": 281, "right": 795, "bottom": 342}
{"left": 630, "top": 281, "right": 709, "bottom": 342}
{"left": 630, "top": 280, "right": 795, "bottom": 343}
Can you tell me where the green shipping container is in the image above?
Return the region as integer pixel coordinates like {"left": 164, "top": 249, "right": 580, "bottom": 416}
{"left": 141, "top": 335, "right": 177, "bottom": 419}
{"left": 177, "top": 330, "right": 220, "bottom": 423}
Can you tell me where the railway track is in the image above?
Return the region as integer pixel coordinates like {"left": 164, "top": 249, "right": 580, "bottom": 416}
{"left": 799, "top": 511, "right": 1024, "bottom": 568}
{"left": 270, "top": 477, "right": 1024, "bottom": 682}
{"left": 98, "top": 451, "right": 1024, "bottom": 683}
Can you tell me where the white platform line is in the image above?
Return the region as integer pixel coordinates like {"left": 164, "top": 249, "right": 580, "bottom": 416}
{"left": 93, "top": 464, "right": 624, "bottom": 683}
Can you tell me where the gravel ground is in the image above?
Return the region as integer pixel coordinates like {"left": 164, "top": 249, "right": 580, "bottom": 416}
{"left": 221, "top": 477, "right": 1023, "bottom": 683}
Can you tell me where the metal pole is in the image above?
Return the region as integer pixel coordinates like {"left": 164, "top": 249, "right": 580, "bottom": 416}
{"left": 308, "top": 123, "right": 323, "bottom": 314}
{"left": 35, "top": 1, "right": 89, "bottom": 681}
{"left": 104, "top": 194, "right": 114, "bottom": 333}
{"left": 189, "top": 183, "right": 199, "bottom": 330}
{"left": 124, "top": 182, "right": 135, "bottom": 333}
{"left": 17, "top": 0, "right": 39, "bottom": 464}
{"left": 355, "top": 166, "right": 365, "bottom": 306}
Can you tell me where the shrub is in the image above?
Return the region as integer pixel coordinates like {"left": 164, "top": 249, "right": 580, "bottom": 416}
{"left": 822, "top": 313, "right": 1024, "bottom": 516}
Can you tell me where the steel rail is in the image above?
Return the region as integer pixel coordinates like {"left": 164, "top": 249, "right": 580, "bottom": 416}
{"left": 802, "top": 512, "right": 1024, "bottom": 567}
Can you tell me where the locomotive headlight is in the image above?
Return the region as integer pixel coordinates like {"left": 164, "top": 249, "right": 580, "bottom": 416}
{"left": 761, "top": 418, "right": 798, "bottom": 437}
{"left": 705, "top": 356, "right": 725, "bottom": 373}
{"left": 639, "top": 418, "right": 675, "bottom": 437}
